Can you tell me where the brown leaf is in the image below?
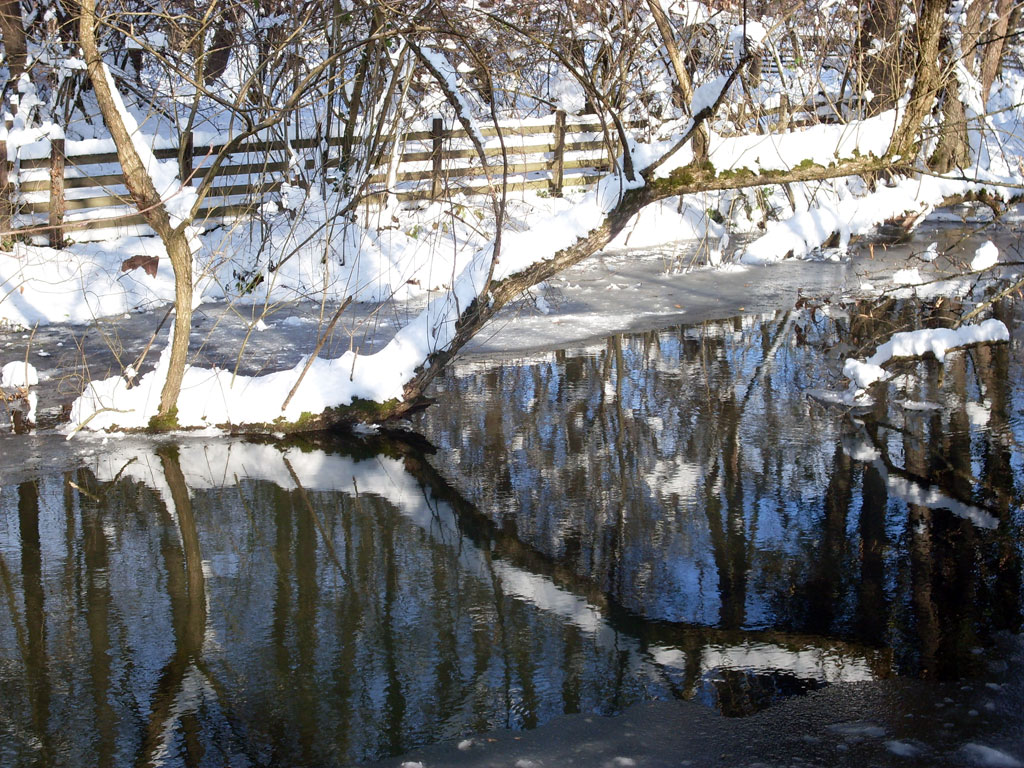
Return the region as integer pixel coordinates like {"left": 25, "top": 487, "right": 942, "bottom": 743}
{"left": 120, "top": 254, "right": 159, "bottom": 278}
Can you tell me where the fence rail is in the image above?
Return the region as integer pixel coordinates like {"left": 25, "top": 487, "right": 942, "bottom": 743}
{"left": 2, "top": 113, "right": 644, "bottom": 245}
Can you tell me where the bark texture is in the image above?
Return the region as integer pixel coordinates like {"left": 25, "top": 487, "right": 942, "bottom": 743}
{"left": 891, "top": 0, "right": 950, "bottom": 159}
{"left": 646, "top": 0, "right": 709, "bottom": 163}
{"left": 980, "top": 0, "right": 1013, "bottom": 100}
{"left": 0, "top": 0, "right": 27, "bottom": 93}
{"left": 78, "top": 0, "right": 195, "bottom": 424}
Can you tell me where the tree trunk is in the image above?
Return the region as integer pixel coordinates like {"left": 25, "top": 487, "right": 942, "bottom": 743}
{"left": 203, "top": 18, "right": 234, "bottom": 86}
{"left": 227, "top": 151, "right": 899, "bottom": 435}
{"left": 890, "top": 0, "right": 950, "bottom": 159}
{"left": 930, "top": 85, "right": 971, "bottom": 173}
{"left": 980, "top": 0, "right": 1013, "bottom": 100}
{"left": 856, "top": 0, "right": 910, "bottom": 115}
{"left": 645, "top": 0, "right": 708, "bottom": 163}
{"left": 78, "top": 0, "right": 194, "bottom": 426}
{"left": 0, "top": 0, "right": 28, "bottom": 93}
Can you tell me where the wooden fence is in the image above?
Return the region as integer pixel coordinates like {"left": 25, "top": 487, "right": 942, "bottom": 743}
{"left": 2, "top": 113, "right": 642, "bottom": 246}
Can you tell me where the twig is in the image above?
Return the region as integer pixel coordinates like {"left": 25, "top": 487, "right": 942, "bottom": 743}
{"left": 130, "top": 304, "right": 174, "bottom": 382}
{"left": 956, "top": 273, "right": 1024, "bottom": 327}
{"left": 281, "top": 296, "right": 352, "bottom": 412}
{"left": 65, "top": 405, "right": 135, "bottom": 439}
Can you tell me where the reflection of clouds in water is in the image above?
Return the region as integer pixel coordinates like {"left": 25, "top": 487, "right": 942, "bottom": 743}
{"left": 90, "top": 439, "right": 884, "bottom": 691}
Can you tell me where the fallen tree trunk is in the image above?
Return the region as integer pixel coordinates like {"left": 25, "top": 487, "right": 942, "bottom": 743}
{"left": 226, "top": 151, "right": 904, "bottom": 434}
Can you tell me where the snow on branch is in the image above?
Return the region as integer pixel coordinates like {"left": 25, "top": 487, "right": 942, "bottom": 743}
{"left": 842, "top": 318, "right": 1009, "bottom": 395}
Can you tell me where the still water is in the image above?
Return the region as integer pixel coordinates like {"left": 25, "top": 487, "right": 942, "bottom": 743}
{"left": 0, "top": 296, "right": 1021, "bottom": 766}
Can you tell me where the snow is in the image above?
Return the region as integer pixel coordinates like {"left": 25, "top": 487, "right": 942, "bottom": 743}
{"left": 63, "top": 158, "right": 645, "bottom": 431}
{"left": 417, "top": 46, "right": 485, "bottom": 148}
{"left": 738, "top": 174, "right": 961, "bottom": 266}
{"left": 1, "top": 15, "right": 1022, "bottom": 433}
{"left": 1, "top": 360, "right": 38, "bottom": 387}
{"left": 970, "top": 240, "right": 999, "bottom": 271}
{"left": 892, "top": 268, "right": 925, "bottom": 285}
{"left": 691, "top": 75, "right": 730, "bottom": 115}
{"left": 98, "top": 62, "right": 197, "bottom": 231}
{"left": 843, "top": 319, "right": 1009, "bottom": 392}
{"left": 883, "top": 467, "right": 998, "bottom": 529}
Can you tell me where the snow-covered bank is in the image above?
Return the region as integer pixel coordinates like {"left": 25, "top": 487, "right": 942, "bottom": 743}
{"left": 3, "top": 70, "right": 1023, "bottom": 432}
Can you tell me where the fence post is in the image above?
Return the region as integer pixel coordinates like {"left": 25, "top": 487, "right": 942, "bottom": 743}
{"left": 551, "top": 109, "right": 566, "bottom": 197}
{"left": 430, "top": 117, "right": 444, "bottom": 200}
{"left": 49, "top": 137, "right": 65, "bottom": 248}
{"left": 180, "top": 130, "right": 193, "bottom": 185}
{"left": 0, "top": 138, "right": 10, "bottom": 240}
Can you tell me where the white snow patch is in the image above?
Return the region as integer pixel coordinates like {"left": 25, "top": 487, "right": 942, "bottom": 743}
{"left": 897, "top": 399, "right": 942, "bottom": 411}
{"left": 970, "top": 240, "right": 999, "bottom": 271}
{"left": 885, "top": 740, "right": 921, "bottom": 757}
{"left": 1, "top": 360, "right": 39, "bottom": 387}
{"left": 966, "top": 400, "right": 990, "bottom": 427}
{"left": 843, "top": 319, "right": 1009, "bottom": 392}
{"left": 892, "top": 268, "right": 925, "bottom": 285}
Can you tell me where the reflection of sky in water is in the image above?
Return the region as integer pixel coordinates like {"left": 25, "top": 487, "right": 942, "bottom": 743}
{"left": 0, "top": 302, "right": 1021, "bottom": 766}
{"left": 421, "top": 304, "right": 1023, "bottom": 653}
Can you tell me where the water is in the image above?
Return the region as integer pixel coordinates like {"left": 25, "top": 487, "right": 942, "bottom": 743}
{"left": 414, "top": 299, "right": 1024, "bottom": 685}
{"left": 1, "top": 295, "right": 1022, "bottom": 765}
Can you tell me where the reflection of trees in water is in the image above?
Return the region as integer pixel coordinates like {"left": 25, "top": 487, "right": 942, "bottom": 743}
{"left": 0, "top": 435, "right": 892, "bottom": 765}
{"left": 0, "top": 448, "right": 648, "bottom": 764}
{"left": 0, "top": 301, "right": 1020, "bottom": 764}
{"left": 419, "top": 305, "right": 1023, "bottom": 670}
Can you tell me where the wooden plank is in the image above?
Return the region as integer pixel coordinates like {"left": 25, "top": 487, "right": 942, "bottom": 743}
{"left": 20, "top": 172, "right": 126, "bottom": 192}
{"left": 402, "top": 117, "right": 645, "bottom": 142}
{"left": 199, "top": 181, "right": 283, "bottom": 200}
{"left": 393, "top": 172, "right": 599, "bottom": 201}
{"left": 22, "top": 180, "right": 284, "bottom": 213}
{"left": 400, "top": 138, "right": 611, "bottom": 164}
{"left": 42, "top": 209, "right": 150, "bottom": 231}
{"left": 195, "top": 203, "right": 263, "bottom": 220}
{"left": 22, "top": 193, "right": 131, "bottom": 213}
{"left": 200, "top": 160, "right": 292, "bottom": 178}
{"left": 379, "top": 156, "right": 608, "bottom": 185}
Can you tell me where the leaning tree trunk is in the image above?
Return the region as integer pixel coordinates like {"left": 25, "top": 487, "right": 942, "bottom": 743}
{"left": 79, "top": 0, "right": 195, "bottom": 425}
{"left": 241, "top": 155, "right": 901, "bottom": 435}
{"left": 645, "top": 0, "right": 709, "bottom": 163}
{"left": 980, "top": 0, "right": 1014, "bottom": 101}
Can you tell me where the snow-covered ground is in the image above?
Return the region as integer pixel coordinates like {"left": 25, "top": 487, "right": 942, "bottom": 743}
{"left": 2, "top": 56, "right": 1023, "bottom": 433}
